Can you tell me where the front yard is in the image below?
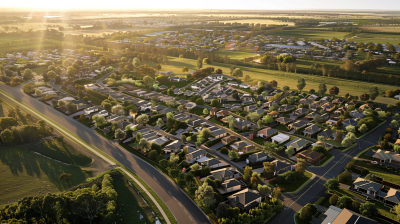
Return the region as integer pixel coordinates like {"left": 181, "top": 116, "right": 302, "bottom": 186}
{"left": 270, "top": 171, "right": 313, "bottom": 192}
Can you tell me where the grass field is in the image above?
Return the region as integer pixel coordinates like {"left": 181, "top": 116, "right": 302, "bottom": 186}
{"left": 34, "top": 139, "right": 93, "bottom": 166}
{"left": 205, "top": 49, "right": 259, "bottom": 59}
{"left": 270, "top": 171, "right": 312, "bottom": 192}
{"left": 0, "top": 146, "right": 92, "bottom": 205}
{"left": 146, "top": 56, "right": 397, "bottom": 105}
{"left": 360, "top": 26, "right": 400, "bottom": 33}
{"left": 216, "top": 19, "right": 295, "bottom": 26}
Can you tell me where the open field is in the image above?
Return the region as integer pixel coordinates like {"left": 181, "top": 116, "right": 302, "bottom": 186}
{"left": 360, "top": 26, "right": 400, "bottom": 33}
{"left": 215, "top": 19, "right": 295, "bottom": 26}
{"left": 205, "top": 49, "right": 258, "bottom": 59}
{"left": 0, "top": 146, "right": 92, "bottom": 205}
{"left": 146, "top": 56, "right": 398, "bottom": 104}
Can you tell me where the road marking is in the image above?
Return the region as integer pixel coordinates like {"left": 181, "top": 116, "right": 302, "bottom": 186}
{"left": 184, "top": 209, "right": 188, "bottom": 214}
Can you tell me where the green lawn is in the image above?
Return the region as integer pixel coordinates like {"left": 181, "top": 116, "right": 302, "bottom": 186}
{"left": 317, "top": 153, "right": 333, "bottom": 166}
{"left": 369, "top": 170, "right": 400, "bottom": 186}
{"left": 34, "top": 139, "right": 92, "bottom": 166}
{"left": 252, "top": 137, "right": 266, "bottom": 145}
{"left": 354, "top": 160, "right": 398, "bottom": 175}
{"left": 87, "top": 95, "right": 103, "bottom": 105}
{"left": 0, "top": 146, "right": 91, "bottom": 205}
{"left": 274, "top": 124, "right": 289, "bottom": 132}
{"left": 163, "top": 81, "right": 192, "bottom": 88}
{"left": 189, "top": 107, "right": 206, "bottom": 116}
{"left": 234, "top": 86, "right": 252, "bottom": 93}
{"left": 209, "top": 118, "right": 226, "bottom": 126}
{"left": 270, "top": 171, "right": 312, "bottom": 192}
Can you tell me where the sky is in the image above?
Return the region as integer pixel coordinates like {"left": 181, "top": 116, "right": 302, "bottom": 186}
{"left": 1, "top": 0, "right": 400, "bottom": 10}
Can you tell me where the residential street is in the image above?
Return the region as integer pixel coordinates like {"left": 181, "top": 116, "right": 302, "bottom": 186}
{"left": 0, "top": 84, "right": 211, "bottom": 224}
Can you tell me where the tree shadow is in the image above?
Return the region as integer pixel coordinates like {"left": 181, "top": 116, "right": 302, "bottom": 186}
{"left": 0, "top": 147, "right": 88, "bottom": 191}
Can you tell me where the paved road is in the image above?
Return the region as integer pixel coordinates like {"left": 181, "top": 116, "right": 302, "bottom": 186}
{"left": 0, "top": 84, "right": 210, "bottom": 224}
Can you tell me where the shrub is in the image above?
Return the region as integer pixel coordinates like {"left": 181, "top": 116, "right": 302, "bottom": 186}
{"left": 338, "top": 171, "right": 352, "bottom": 183}
{"left": 156, "top": 155, "right": 165, "bottom": 162}
{"left": 148, "top": 150, "right": 159, "bottom": 160}
{"left": 220, "top": 147, "right": 229, "bottom": 154}
{"left": 361, "top": 169, "right": 369, "bottom": 176}
{"left": 300, "top": 203, "right": 317, "bottom": 223}
{"left": 329, "top": 194, "right": 339, "bottom": 206}
{"left": 346, "top": 162, "right": 355, "bottom": 171}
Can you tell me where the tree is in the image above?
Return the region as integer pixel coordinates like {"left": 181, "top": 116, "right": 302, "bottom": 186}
{"left": 67, "top": 66, "right": 77, "bottom": 77}
{"left": 341, "top": 137, "right": 354, "bottom": 147}
{"left": 203, "top": 108, "right": 209, "bottom": 115}
{"left": 270, "top": 80, "right": 278, "bottom": 87}
{"left": 232, "top": 68, "right": 243, "bottom": 78}
{"left": 329, "top": 86, "right": 340, "bottom": 98}
{"left": 177, "top": 105, "right": 183, "bottom": 113}
{"left": 182, "top": 66, "right": 189, "bottom": 72}
{"left": 318, "top": 83, "right": 327, "bottom": 96}
{"left": 92, "top": 115, "right": 106, "bottom": 127}
{"left": 359, "top": 202, "right": 378, "bottom": 219}
{"left": 369, "top": 87, "right": 379, "bottom": 101}
{"left": 142, "top": 76, "right": 154, "bottom": 87}
{"left": 358, "top": 124, "right": 368, "bottom": 134}
{"left": 35, "top": 89, "right": 43, "bottom": 97}
{"left": 114, "top": 129, "right": 126, "bottom": 142}
{"left": 228, "top": 150, "right": 239, "bottom": 160}
{"left": 59, "top": 173, "right": 72, "bottom": 186}
{"left": 257, "top": 184, "right": 272, "bottom": 200}
{"left": 360, "top": 93, "right": 370, "bottom": 102}
{"left": 203, "top": 58, "right": 211, "bottom": 64}
{"left": 244, "top": 75, "right": 251, "bottom": 82}
{"left": 262, "top": 115, "right": 274, "bottom": 124}
{"left": 210, "top": 99, "right": 220, "bottom": 108}
{"left": 337, "top": 196, "right": 352, "bottom": 209}
{"left": 197, "top": 60, "right": 203, "bottom": 70}
{"left": 262, "top": 162, "right": 275, "bottom": 179}
{"left": 390, "top": 120, "right": 399, "bottom": 128}
{"left": 136, "top": 114, "right": 149, "bottom": 125}
{"left": 325, "top": 179, "right": 340, "bottom": 191}
{"left": 257, "top": 119, "right": 263, "bottom": 129}
{"left": 300, "top": 203, "right": 317, "bottom": 223}
{"left": 243, "top": 166, "right": 253, "bottom": 184}
{"left": 282, "top": 85, "right": 290, "bottom": 92}
{"left": 181, "top": 135, "right": 187, "bottom": 143}
{"left": 364, "top": 174, "right": 378, "bottom": 182}
{"left": 297, "top": 78, "right": 306, "bottom": 92}
{"left": 156, "top": 118, "right": 164, "bottom": 128}
{"left": 285, "top": 146, "right": 295, "bottom": 157}
{"left": 272, "top": 188, "right": 281, "bottom": 199}
{"left": 23, "top": 68, "right": 34, "bottom": 80}
{"left": 138, "top": 138, "right": 151, "bottom": 153}
{"left": 346, "top": 125, "right": 356, "bottom": 133}
{"left": 66, "top": 103, "right": 77, "bottom": 113}
{"left": 196, "top": 98, "right": 204, "bottom": 105}
{"left": 295, "top": 158, "right": 307, "bottom": 177}
{"left": 111, "top": 104, "right": 124, "bottom": 116}
{"left": 132, "top": 57, "right": 141, "bottom": 67}
{"left": 155, "top": 64, "right": 161, "bottom": 72}
{"left": 314, "top": 114, "right": 323, "bottom": 123}
{"left": 195, "top": 182, "right": 216, "bottom": 208}
{"left": 330, "top": 194, "right": 339, "bottom": 206}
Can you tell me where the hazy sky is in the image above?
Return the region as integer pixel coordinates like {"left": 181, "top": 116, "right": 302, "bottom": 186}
{"left": 1, "top": 0, "right": 399, "bottom": 10}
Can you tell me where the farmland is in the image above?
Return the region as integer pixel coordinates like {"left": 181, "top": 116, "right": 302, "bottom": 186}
{"left": 145, "top": 56, "right": 398, "bottom": 104}
{"left": 216, "top": 19, "right": 295, "bottom": 26}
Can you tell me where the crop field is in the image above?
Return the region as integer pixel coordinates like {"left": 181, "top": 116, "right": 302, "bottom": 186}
{"left": 216, "top": 19, "right": 295, "bottom": 26}
{"left": 360, "top": 26, "right": 400, "bottom": 33}
{"left": 146, "top": 56, "right": 398, "bottom": 104}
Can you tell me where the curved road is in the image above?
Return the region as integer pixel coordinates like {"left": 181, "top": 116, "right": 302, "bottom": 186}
{"left": 0, "top": 84, "right": 210, "bottom": 224}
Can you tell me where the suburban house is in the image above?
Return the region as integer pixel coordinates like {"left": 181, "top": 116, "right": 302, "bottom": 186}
{"left": 216, "top": 110, "right": 230, "bottom": 118}
{"left": 200, "top": 158, "right": 225, "bottom": 169}
{"left": 350, "top": 111, "right": 365, "bottom": 119}
{"left": 279, "top": 104, "right": 295, "bottom": 112}
{"left": 84, "top": 105, "right": 101, "bottom": 115}
{"left": 343, "top": 119, "right": 359, "bottom": 127}
{"left": 246, "top": 152, "right": 271, "bottom": 164}
{"left": 292, "top": 108, "right": 309, "bottom": 117}
{"left": 351, "top": 177, "right": 400, "bottom": 208}
{"left": 208, "top": 168, "right": 240, "bottom": 181}
{"left": 296, "top": 150, "right": 324, "bottom": 165}
{"left": 287, "top": 120, "right": 308, "bottom": 130}
{"left": 185, "top": 149, "right": 207, "bottom": 163}
{"left": 188, "top": 118, "right": 204, "bottom": 126}
{"left": 303, "top": 124, "right": 321, "bottom": 136}
{"left": 334, "top": 107, "right": 346, "bottom": 116}
{"left": 244, "top": 105, "right": 257, "bottom": 112}
{"left": 332, "top": 98, "right": 346, "bottom": 105}
{"left": 230, "top": 141, "right": 253, "bottom": 152}
{"left": 227, "top": 189, "right": 263, "bottom": 211}
{"left": 286, "top": 138, "right": 310, "bottom": 151}
{"left": 320, "top": 207, "right": 378, "bottom": 224}
{"left": 219, "top": 178, "right": 242, "bottom": 194}
{"left": 275, "top": 117, "right": 294, "bottom": 125}
{"left": 271, "top": 160, "right": 294, "bottom": 175}
{"left": 305, "top": 112, "right": 320, "bottom": 120}
{"left": 321, "top": 102, "right": 335, "bottom": 112}
{"left": 210, "top": 128, "right": 228, "bottom": 139}
{"left": 372, "top": 149, "right": 400, "bottom": 165}
{"left": 210, "top": 107, "right": 219, "bottom": 116}
{"left": 164, "top": 140, "right": 183, "bottom": 153}
{"left": 271, "top": 133, "right": 290, "bottom": 144}
{"left": 235, "top": 120, "right": 252, "bottom": 130}
{"left": 257, "top": 127, "right": 278, "bottom": 139}
{"left": 221, "top": 136, "right": 238, "bottom": 145}
{"left": 317, "top": 129, "right": 335, "bottom": 140}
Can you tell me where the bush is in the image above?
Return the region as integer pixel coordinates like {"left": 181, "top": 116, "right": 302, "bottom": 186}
{"left": 346, "top": 162, "right": 355, "bottom": 171}
{"left": 338, "top": 171, "right": 352, "bottom": 183}
{"left": 148, "top": 150, "right": 159, "bottom": 160}
{"left": 156, "top": 155, "right": 165, "bottom": 162}
{"left": 300, "top": 203, "right": 317, "bottom": 223}
{"left": 361, "top": 169, "right": 369, "bottom": 176}
{"left": 179, "top": 160, "right": 190, "bottom": 169}
{"left": 220, "top": 147, "right": 229, "bottom": 154}
{"left": 329, "top": 194, "right": 339, "bottom": 206}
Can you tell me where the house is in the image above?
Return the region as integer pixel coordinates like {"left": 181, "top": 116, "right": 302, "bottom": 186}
{"left": 220, "top": 178, "right": 242, "bottom": 194}
{"left": 332, "top": 98, "right": 346, "bottom": 105}
{"left": 216, "top": 110, "right": 229, "bottom": 118}
{"left": 210, "top": 128, "right": 227, "bottom": 139}
{"left": 227, "top": 189, "right": 263, "bottom": 211}
{"left": 287, "top": 120, "right": 308, "bottom": 130}
{"left": 326, "top": 119, "right": 338, "bottom": 126}
{"left": 188, "top": 118, "right": 204, "bottom": 126}
{"left": 287, "top": 138, "right": 310, "bottom": 151}
{"left": 303, "top": 124, "right": 321, "bottom": 136}
{"left": 210, "top": 107, "right": 219, "bottom": 116}
{"left": 151, "top": 105, "right": 167, "bottom": 113}
{"left": 158, "top": 85, "right": 168, "bottom": 91}
{"left": 244, "top": 105, "right": 257, "bottom": 112}
{"left": 84, "top": 106, "right": 102, "bottom": 115}
{"left": 334, "top": 107, "right": 346, "bottom": 116}
{"left": 200, "top": 158, "right": 225, "bottom": 169}
{"left": 246, "top": 152, "right": 270, "bottom": 164}
{"left": 318, "top": 129, "right": 334, "bottom": 140}
{"left": 292, "top": 108, "right": 309, "bottom": 117}
{"left": 296, "top": 150, "right": 324, "bottom": 165}
{"left": 275, "top": 117, "right": 294, "bottom": 125}
{"left": 257, "top": 127, "right": 278, "bottom": 139}
{"left": 209, "top": 168, "right": 240, "bottom": 181}
{"left": 184, "top": 102, "right": 197, "bottom": 110}
{"left": 350, "top": 111, "right": 365, "bottom": 119}
{"left": 268, "top": 111, "right": 280, "bottom": 118}
{"left": 235, "top": 120, "right": 252, "bottom": 130}
{"left": 185, "top": 149, "right": 207, "bottom": 163}
{"left": 230, "top": 141, "right": 252, "bottom": 152}
{"left": 221, "top": 136, "right": 238, "bottom": 145}
{"left": 343, "top": 118, "right": 359, "bottom": 127}
{"left": 305, "top": 112, "right": 320, "bottom": 120}
{"left": 279, "top": 104, "right": 295, "bottom": 112}
{"left": 321, "top": 207, "right": 378, "bottom": 224}
{"left": 254, "top": 108, "right": 267, "bottom": 116}
{"left": 271, "top": 160, "right": 294, "bottom": 175}
{"left": 164, "top": 140, "right": 183, "bottom": 153}
{"left": 372, "top": 149, "right": 400, "bottom": 165}
{"left": 271, "top": 133, "right": 290, "bottom": 144}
